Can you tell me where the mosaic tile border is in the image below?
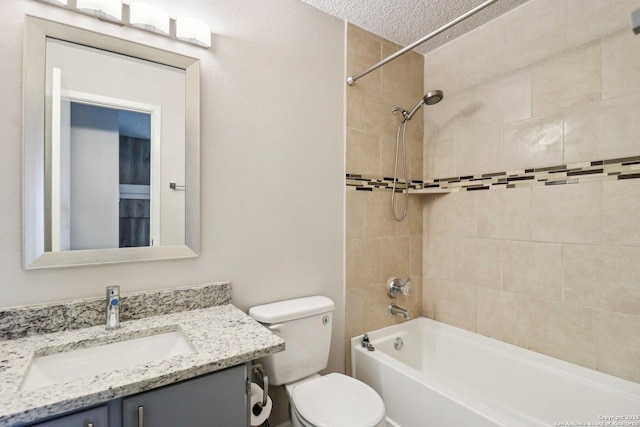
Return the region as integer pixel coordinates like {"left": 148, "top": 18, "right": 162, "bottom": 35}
{"left": 346, "top": 155, "right": 640, "bottom": 193}
{"left": 345, "top": 175, "right": 423, "bottom": 192}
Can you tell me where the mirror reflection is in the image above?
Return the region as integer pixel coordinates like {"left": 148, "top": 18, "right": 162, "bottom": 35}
{"left": 45, "top": 38, "right": 185, "bottom": 252}
{"left": 54, "top": 102, "right": 154, "bottom": 251}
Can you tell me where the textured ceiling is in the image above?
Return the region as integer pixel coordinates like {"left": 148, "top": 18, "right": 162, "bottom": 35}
{"left": 300, "top": 0, "right": 531, "bottom": 54}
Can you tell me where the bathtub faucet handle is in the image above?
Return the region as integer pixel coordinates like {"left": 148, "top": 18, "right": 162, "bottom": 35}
{"left": 388, "top": 277, "right": 412, "bottom": 298}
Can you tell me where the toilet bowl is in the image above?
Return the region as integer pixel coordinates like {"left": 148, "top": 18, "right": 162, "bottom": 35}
{"left": 248, "top": 296, "right": 386, "bottom": 427}
{"left": 287, "top": 373, "right": 386, "bottom": 427}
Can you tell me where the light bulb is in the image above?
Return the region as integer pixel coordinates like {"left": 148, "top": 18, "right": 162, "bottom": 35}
{"left": 76, "top": 0, "right": 122, "bottom": 21}
{"left": 129, "top": 2, "right": 170, "bottom": 35}
{"left": 176, "top": 16, "right": 211, "bottom": 48}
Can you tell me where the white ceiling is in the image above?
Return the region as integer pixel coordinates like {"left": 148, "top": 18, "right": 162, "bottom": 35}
{"left": 300, "top": 0, "right": 531, "bottom": 54}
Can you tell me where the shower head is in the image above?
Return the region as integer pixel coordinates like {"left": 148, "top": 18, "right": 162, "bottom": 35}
{"left": 424, "top": 90, "right": 444, "bottom": 105}
{"left": 404, "top": 89, "right": 444, "bottom": 121}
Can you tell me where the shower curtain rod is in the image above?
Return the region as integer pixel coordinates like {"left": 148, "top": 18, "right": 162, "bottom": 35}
{"left": 346, "top": 0, "right": 498, "bottom": 86}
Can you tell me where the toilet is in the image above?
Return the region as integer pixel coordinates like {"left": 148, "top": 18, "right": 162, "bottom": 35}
{"left": 249, "top": 296, "right": 386, "bottom": 427}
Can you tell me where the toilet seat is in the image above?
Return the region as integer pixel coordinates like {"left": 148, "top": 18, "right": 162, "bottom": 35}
{"left": 291, "top": 373, "right": 385, "bottom": 427}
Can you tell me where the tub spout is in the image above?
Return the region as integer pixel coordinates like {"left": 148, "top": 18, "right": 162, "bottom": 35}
{"left": 388, "top": 304, "right": 409, "bottom": 319}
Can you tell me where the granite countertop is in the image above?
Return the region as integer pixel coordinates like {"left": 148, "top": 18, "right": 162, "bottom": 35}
{"left": 0, "top": 304, "right": 284, "bottom": 426}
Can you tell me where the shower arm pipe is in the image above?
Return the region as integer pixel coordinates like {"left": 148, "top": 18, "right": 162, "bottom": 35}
{"left": 346, "top": 0, "right": 498, "bottom": 86}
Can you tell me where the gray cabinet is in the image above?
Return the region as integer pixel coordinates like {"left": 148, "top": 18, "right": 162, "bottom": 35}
{"left": 26, "top": 364, "right": 249, "bottom": 427}
{"left": 30, "top": 405, "right": 108, "bottom": 427}
{"left": 123, "top": 364, "right": 249, "bottom": 427}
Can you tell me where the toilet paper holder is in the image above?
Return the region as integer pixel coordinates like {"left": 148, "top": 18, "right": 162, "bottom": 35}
{"left": 252, "top": 363, "right": 269, "bottom": 408}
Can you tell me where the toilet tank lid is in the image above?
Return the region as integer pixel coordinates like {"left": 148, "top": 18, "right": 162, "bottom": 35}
{"left": 249, "top": 296, "right": 335, "bottom": 323}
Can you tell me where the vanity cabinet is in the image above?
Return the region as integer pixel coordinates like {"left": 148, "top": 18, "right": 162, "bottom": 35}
{"left": 26, "top": 364, "right": 249, "bottom": 427}
{"left": 30, "top": 406, "right": 108, "bottom": 427}
{"left": 122, "top": 364, "right": 249, "bottom": 427}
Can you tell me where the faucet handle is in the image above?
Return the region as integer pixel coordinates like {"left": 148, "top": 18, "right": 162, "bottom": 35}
{"left": 402, "top": 278, "right": 412, "bottom": 294}
{"left": 388, "top": 277, "right": 411, "bottom": 298}
{"left": 106, "top": 285, "right": 120, "bottom": 298}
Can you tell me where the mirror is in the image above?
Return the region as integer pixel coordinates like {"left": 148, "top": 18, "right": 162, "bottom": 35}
{"left": 23, "top": 16, "right": 200, "bottom": 269}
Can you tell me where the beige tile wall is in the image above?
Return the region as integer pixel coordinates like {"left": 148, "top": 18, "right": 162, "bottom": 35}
{"left": 422, "top": 0, "right": 640, "bottom": 383}
{"left": 345, "top": 24, "right": 424, "bottom": 373}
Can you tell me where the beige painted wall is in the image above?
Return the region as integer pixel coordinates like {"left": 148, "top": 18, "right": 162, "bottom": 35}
{"left": 422, "top": 0, "right": 640, "bottom": 383}
{"left": 345, "top": 24, "right": 424, "bottom": 372}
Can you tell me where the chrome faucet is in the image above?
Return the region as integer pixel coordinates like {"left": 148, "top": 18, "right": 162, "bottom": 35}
{"left": 388, "top": 277, "right": 411, "bottom": 298}
{"left": 106, "top": 286, "right": 120, "bottom": 330}
{"left": 388, "top": 304, "right": 409, "bottom": 319}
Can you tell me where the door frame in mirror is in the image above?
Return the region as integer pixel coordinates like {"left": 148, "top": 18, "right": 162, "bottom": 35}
{"left": 23, "top": 15, "right": 200, "bottom": 269}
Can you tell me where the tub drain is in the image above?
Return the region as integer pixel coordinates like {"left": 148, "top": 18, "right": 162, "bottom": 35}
{"left": 394, "top": 337, "right": 403, "bottom": 350}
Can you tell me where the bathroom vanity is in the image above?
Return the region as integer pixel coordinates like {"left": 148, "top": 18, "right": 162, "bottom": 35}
{"left": 31, "top": 364, "right": 248, "bottom": 427}
{"left": 0, "top": 283, "right": 285, "bottom": 427}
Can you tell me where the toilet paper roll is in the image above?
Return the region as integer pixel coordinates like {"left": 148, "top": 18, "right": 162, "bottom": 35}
{"left": 250, "top": 382, "right": 273, "bottom": 426}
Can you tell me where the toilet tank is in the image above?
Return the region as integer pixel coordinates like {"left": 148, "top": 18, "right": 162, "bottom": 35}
{"left": 249, "top": 296, "right": 335, "bottom": 386}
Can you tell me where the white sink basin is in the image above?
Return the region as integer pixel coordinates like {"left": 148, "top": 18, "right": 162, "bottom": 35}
{"left": 21, "top": 330, "right": 195, "bottom": 391}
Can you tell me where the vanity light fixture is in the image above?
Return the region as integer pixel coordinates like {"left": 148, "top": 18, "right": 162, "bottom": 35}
{"left": 176, "top": 17, "right": 212, "bottom": 48}
{"left": 129, "top": 2, "right": 170, "bottom": 36}
{"left": 76, "top": 0, "right": 122, "bottom": 22}
{"left": 32, "top": 0, "right": 212, "bottom": 49}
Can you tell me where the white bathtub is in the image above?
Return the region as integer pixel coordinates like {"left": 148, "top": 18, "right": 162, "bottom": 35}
{"left": 351, "top": 317, "right": 640, "bottom": 427}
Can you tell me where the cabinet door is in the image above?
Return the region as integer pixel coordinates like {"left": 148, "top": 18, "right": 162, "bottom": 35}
{"left": 30, "top": 405, "right": 108, "bottom": 427}
{"left": 123, "top": 364, "right": 248, "bottom": 427}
